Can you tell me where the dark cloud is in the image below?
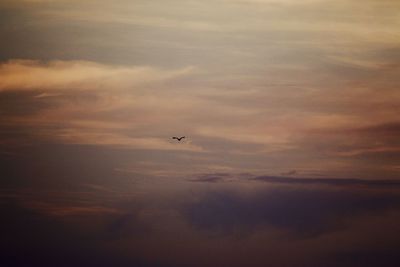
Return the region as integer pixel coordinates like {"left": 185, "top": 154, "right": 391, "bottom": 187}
{"left": 188, "top": 173, "right": 231, "bottom": 183}
{"left": 106, "top": 210, "right": 149, "bottom": 240}
{"left": 188, "top": 172, "right": 400, "bottom": 187}
{"left": 253, "top": 175, "right": 400, "bottom": 187}
{"left": 0, "top": 201, "right": 158, "bottom": 267}
{"left": 182, "top": 187, "right": 400, "bottom": 237}
{"left": 1, "top": 143, "right": 400, "bottom": 266}
{"left": 332, "top": 249, "right": 400, "bottom": 267}
{"left": 355, "top": 122, "right": 400, "bottom": 136}
{"left": 188, "top": 176, "right": 223, "bottom": 183}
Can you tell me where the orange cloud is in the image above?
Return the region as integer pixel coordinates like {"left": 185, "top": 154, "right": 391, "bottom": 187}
{"left": 0, "top": 60, "right": 195, "bottom": 91}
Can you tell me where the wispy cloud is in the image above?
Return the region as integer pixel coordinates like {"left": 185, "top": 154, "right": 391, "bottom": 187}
{"left": 0, "top": 60, "right": 194, "bottom": 91}
{"left": 1, "top": 0, "right": 400, "bottom": 177}
{"left": 253, "top": 175, "right": 400, "bottom": 187}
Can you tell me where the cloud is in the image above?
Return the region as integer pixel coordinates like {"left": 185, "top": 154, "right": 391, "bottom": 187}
{"left": 355, "top": 121, "right": 400, "bottom": 136}
{"left": 0, "top": 200, "right": 156, "bottom": 267}
{"left": 0, "top": 60, "right": 194, "bottom": 92}
{"left": 1, "top": 55, "right": 400, "bottom": 177}
{"left": 281, "top": 169, "right": 297, "bottom": 176}
{"left": 54, "top": 131, "right": 205, "bottom": 152}
{"left": 28, "top": 203, "right": 124, "bottom": 217}
{"left": 2, "top": 144, "right": 400, "bottom": 267}
{"left": 0, "top": 60, "right": 206, "bottom": 152}
{"left": 188, "top": 173, "right": 232, "bottom": 183}
{"left": 2, "top": 1, "right": 400, "bottom": 266}
{"left": 253, "top": 175, "right": 400, "bottom": 187}
{"left": 182, "top": 187, "right": 400, "bottom": 236}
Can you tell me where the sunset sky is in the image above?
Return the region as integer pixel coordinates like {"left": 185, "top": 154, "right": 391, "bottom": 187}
{"left": 1, "top": 0, "right": 400, "bottom": 266}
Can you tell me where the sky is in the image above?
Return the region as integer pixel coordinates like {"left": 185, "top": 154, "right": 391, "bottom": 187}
{"left": 1, "top": 0, "right": 400, "bottom": 266}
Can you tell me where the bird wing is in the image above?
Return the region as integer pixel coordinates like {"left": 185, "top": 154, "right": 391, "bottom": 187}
{"left": 172, "top": 136, "right": 185, "bottom": 140}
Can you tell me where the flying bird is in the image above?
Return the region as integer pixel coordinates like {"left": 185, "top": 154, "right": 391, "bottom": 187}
{"left": 172, "top": 136, "right": 185, "bottom": 141}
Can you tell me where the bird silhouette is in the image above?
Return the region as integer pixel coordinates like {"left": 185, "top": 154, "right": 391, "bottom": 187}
{"left": 172, "top": 136, "right": 185, "bottom": 141}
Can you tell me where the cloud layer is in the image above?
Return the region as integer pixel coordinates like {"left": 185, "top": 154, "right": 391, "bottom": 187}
{"left": 1, "top": 1, "right": 400, "bottom": 266}
{"left": 1, "top": 57, "right": 399, "bottom": 178}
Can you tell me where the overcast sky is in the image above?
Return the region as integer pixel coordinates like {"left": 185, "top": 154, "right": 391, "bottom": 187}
{"left": 1, "top": 1, "right": 400, "bottom": 266}
{"left": 1, "top": 0, "right": 400, "bottom": 178}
